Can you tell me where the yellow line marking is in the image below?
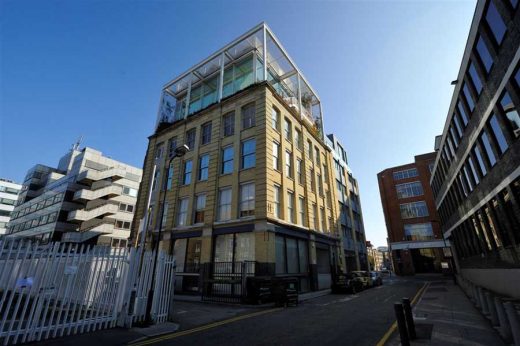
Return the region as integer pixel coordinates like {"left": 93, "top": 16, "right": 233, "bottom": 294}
{"left": 129, "top": 307, "right": 283, "bottom": 346}
{"left": 374, "top": 281, "right": 429, "bottom": 346}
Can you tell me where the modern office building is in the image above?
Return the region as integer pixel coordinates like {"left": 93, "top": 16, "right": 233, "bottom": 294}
{"left": 378, "top": 153, "right": 448, "bottom": 275}
{"left": 0, "top": 179, "right": 22, "bottom": 235}
{"left": 7, "top": 146, "right": 142, "bottom": 245}
{"left": 131, "top": 23, "right": 345, "bottom": 294}
{"left": 326, "top": 133, "right": 368, "bottom": 272}
{"left": 430, "top": 0, "right": 520, "bottom": 297}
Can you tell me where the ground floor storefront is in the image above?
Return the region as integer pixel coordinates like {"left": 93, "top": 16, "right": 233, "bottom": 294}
{"left": 389, "top": 240, "right": 450, "bottom": 275}
{"left": 160, "top": 221, "right": 342, "bottom": 300}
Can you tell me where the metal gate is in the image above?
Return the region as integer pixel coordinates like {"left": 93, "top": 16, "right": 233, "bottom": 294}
{"left": 0, "top": 240, "right": 175, "bottom": 345}
{"left": 201, "top": 261, "right": 255, "bottom": 303}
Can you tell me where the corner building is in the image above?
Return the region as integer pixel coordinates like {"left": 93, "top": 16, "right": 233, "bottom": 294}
{"left": 378, "top": 153, "right": 447, "bottom": 275}
{"left": 132, "top": 23, "right": 344, "bottom": 294}
{"left": 430, "top": 0, "right": 520, "bottom": 298}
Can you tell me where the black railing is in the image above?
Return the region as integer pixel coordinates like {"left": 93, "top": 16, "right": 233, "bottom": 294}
{"left": 201, "top": 261, "right": 255, "bottom": 303}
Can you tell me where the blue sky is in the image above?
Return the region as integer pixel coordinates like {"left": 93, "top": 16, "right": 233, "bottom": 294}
{"left": 0, "top": 0, "right": 476, "bottom": 247}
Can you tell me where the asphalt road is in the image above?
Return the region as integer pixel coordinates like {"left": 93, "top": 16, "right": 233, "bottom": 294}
{"left": 146, "top": 276, "right": 425, "bottom": 346}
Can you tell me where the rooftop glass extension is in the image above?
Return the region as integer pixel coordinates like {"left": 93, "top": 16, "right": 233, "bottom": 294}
{"left": 156, "top": 23, "right": 324, "bottom": 139}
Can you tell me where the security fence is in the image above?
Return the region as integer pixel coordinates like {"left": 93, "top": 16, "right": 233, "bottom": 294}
{"left": 0, "top": 240, "right": 175, "bottom": 345}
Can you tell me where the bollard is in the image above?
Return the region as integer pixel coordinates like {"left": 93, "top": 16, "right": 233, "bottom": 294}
{"left": 485, "top": 292, "right": 499, "bottom": 326}
{"left": 394, "top": 303, "right": 410, "bottom": 346}
{"left": 481, "top": 289, "right": 490, "bottom": 315}
{"left": 495, "top": 297, "right": 513, "bottom": 342}
{"left": 402, "top": 298, "right": 416, "bottom": 340}
{"left": 504, "top": 302, "right": 520, "bottom": 346}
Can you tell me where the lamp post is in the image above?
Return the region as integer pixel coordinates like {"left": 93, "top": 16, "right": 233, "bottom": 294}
{"left": 144, "top": 144, "right": 189, "bottom": 326}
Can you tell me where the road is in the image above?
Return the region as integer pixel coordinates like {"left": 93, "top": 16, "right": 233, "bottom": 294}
{"left": 140, "top": 276, "right": 425, "bottom": 346}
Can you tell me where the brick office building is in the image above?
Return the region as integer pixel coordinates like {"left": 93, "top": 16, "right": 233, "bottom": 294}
{"left": 378, "top": 153, "right": 448, "bottom": 275}
{"left": 430, "top": 0, "right": 520, "bottom": 298}
{"left": 131, "top": 23, "right": 348, "bottom": 295}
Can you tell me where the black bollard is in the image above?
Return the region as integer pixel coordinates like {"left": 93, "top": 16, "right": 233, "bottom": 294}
{"left": 394, "top": 303, "right": 410, "bottom": 346}
{"left": 402, "top": 298, "right": 416, "bottom": 340}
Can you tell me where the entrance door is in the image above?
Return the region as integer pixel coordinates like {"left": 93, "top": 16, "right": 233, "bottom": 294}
{"left": 411, "top": 248, "right": 436, "bottom": 273}
{"left": 316, "top": 248, "right": 331, "bottom": 290}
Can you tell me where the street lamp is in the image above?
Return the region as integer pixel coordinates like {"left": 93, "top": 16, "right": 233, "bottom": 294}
{"left": 144, "top": 144, "right": 189, "bottom": 325}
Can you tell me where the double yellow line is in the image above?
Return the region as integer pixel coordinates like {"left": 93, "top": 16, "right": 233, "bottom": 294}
{"left": 129, "top": 307, "right": 283, "bottom": 346}
{"left": 374, "top": 282, "right": 429, "bottom": 346}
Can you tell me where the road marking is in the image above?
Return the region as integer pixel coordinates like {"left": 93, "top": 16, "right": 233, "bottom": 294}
{"left": 374, "top": 282, "right": 429, "bottom": 346}
{"left": 128, "top": 307, "right": 283, "bottom": 346}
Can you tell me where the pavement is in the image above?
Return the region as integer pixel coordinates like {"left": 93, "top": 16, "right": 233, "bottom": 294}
{"left": 387, "top": 276, "right": 505, "bottom": 346}
{"left": 34, "top": 275, "right": 482, "bottom": 346}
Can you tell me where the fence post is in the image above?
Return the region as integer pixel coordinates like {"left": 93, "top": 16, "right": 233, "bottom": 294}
{"left": 504, "top": 301, "right": 520, "bottom": 346}
{"left": 394, "top": 303, "right": 410, "bottom": 346}
{"left": 402, "top": 298, "right": 416, "bottom": 340}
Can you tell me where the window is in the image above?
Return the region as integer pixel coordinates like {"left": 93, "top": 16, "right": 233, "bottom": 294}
{"left": 115, "top": 220, "right": 131, "bottom": 229}
{"left": 463, "top": 165, "right": 474, "bottom": 191}
{"left": 489, "top": 114, "right": 508, "bottom": 154}
{"left": 214, "top": 233, "right": 254, "bottom": 264}
{"left": 500, "top": 92, "right": 520, "bottom": 138}
{"left": 310, "top": 168, "right": 316, "bottom": 192}
{"left": 312, "top": 204, "right": 318, "bottom": 230}
{"left": 284, "top": 118, "right": 292, "bottom": 140}
{"left": 317, "top": 174, "right": 324, "bottom": 196}
{"left": 307, "top": 140, "right": 313, "bottom": 160}
{"left": 322, "top": 164, "right": 329, "bottom": 183}
{"left": 320, "top": 207, "right": 326, "bottom": 232}
{"left": 241, "top": 139, "right": 256, "bottom": 169}
{"left": 295, "top": 129, "right": 302, "bottom": 150}
{"left": 468, "top": 62, "right": 482, "bottom": 95}
{"left": 476, "top": 36, "right": 493, "bottom": 73}
{"left": 463, "top": 83, "right": 475, "bottom": 112}
{"left": 486, "top": 0, "right": 506, "bottom": 45}
{"left": 166, "top": 162, "right": 174, "bottom": 190}
{"left": 468, "top": 157, "right": 480, "bottom": 185}
{"left": 285, "top": 151, "right": 293, "bottom": 178}
{"left": 271, "top": 107, "right": 280, "bottom": 130}
{"left": 274, "top": 185, "right": 281, "bottom": 218}
{"left": 481, "top": 131, "right": 497, "bottom": 167}
{"left": 198, "top": 154, "right": 209, "bottom": 181}
{"left": 160, "top": 202, "right": 168, "bottom": 229}
{"left": 287, "top": 191, "right": 295, "bottom": 223}
{"left": 119, "top": 203, "right": 134, "bottom": 212}
{"left": 458, "top": 101, "right": 469, "bottom": 126}
{"left": 393, "top": 168, "right": 418, "bottom": 180}
{"left": 395, "top": 181, "right": 424, "bottom": 199}
{"left": 296, "top": 159, "right": 304, "bottom": 184}
{"left": 183, "top": 160, "right": 193, "bottom": 184}
{"left": 185, "top": 128, "right": 196, "bottom": 150}
{"left": 239, "top": 183, "right": 255, "bottom": 217}
{"left": 275, "top": 235, "right": 308, "bottom": 277}
{"left": 176, "top": 198, "right": 189, "bottom": 226}
{"left": 453, "top": 114, "right": 463, "bottom": 138}
{"left": 474, "top": 145, "right": 488, "bottom": 176}
{"left": 222, "top": 146, "right": 234, "bottom": 174}
{"left": 223, "top": 112, "right": 235, "bottom": 137}
{"left": 399, "top": 201, "right": 429, "bottom": 219}
{"left": 450, "top": 127, "right": 459, "bottom": 147}
{"left": 122, "top": 186, "right": 138, "bottom": 197}
{"left": 241, "top": 103, "right": 256, "bottom": 129}
{"left": 218, "top": 188, "right": 232, "bottom": 221}
{"left": 298, "top": 196, "right": 306, "bottom": 226}
{"left": 168, "top": 137, "right": 178, "bottom": 157}
{"left": 201, "top": 122, "right": 212, "bottom": 145}
{"left": 194, "top": 194, "right": 206, "bottom": 223}
{"left": 404, "top": 223, "right": 434, "bottom": 241}
{"left": 273, "top": 142, "right": 280, "bottom": 170}
{"left": 315, "top": 147, "right": 320, "bottom": 165}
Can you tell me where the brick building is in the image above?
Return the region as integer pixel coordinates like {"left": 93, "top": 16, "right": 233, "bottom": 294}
{"left": 378, "top": 153, "right": 448, "bottom": 275}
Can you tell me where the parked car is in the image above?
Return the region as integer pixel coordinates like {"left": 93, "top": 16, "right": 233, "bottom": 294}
{"left": 332, "top": 273, "right": 364, "bottom": 294}
{"left": 370, "top": 271, "right": 383, "bottom": 286}
{"left": 351, "top": 271, "right": 371, "bottom": 289}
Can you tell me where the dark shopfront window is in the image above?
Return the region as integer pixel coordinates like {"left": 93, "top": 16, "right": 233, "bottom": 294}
{"left": 275, "top": 235, "right": 309, "bottom": 292}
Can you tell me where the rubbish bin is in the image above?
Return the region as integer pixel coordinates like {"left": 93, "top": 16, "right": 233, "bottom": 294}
{"left": 272, "top": 277, "right": 298, "bottom": 307}
{"left": 246, "top": 277, "right": 272, "bottom": 304}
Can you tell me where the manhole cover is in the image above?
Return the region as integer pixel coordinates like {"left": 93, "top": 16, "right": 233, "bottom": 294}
{"left": 427, "top": 287, "right": 448, "bottom": 292}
